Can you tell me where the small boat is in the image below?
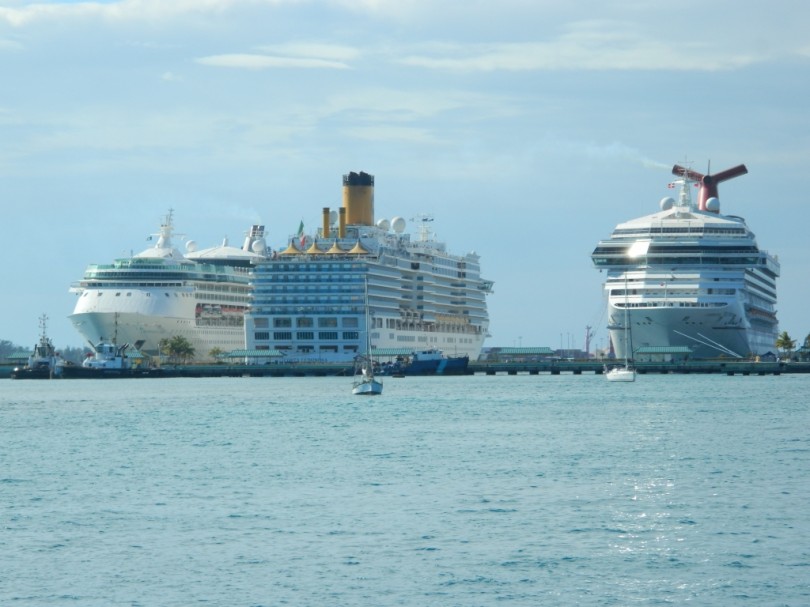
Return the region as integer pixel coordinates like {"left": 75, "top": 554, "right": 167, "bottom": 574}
{"left": 10, "top": 314, "right": 63, "bottom": 379}
{"left": 380, "top": 349, "right": 470, "bottom": 376}
{"left": 352, "top": 278, "right": 382, "bottom": 395}
{"left": 606, "top": 273, "right": 636, "bottom": 382}
{"left": 605, "top": 365, "right": 636, "bottom": 382}
{"left": 352, "top": 360, "right": 383, "bottom": 395}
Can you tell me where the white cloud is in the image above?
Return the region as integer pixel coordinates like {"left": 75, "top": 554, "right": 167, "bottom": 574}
{"left": 196, "top": 53, "right": 351, "bottom": 70}
{"left": 0, "top": 37, "right": 23, "bottom": 51}
{"left": 255, "top": 42, "right": 361, "bottom": 62}
{"left": 340, "top": 125, "right": 440, "bottom": 145}
{"left": 398, "top": 22, "right": 763, "bottom": 72}
{"left": 0, "top": 0, "right": 288, "bottom": 26}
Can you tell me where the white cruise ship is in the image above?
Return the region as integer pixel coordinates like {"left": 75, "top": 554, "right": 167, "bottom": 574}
{"left": 592, "top": 163, "right": 779, "bottom": 360}
{"left": 245, "top": 171, "right": 493, "bottom": 362}
{"left": 69, "top": 211, "right": 269, "bottom": 360}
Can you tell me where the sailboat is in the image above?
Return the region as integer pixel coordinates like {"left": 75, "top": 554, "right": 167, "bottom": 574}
{"left": 352, "top": 277, "right": 383, "bottom": 396}
{"left": 606, "top": 272, "right": 636, "bottom": 382}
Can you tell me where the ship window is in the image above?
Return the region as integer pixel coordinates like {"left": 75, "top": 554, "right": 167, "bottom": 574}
{"left": 273, "top": 318, "right": 292, "bottom": 328}
{"left": 254, "top": 318, "right": 269, "bottom": 329}
{"left": 254, "top": 331, "right": 270, "bottom": 340}
{"left": 274, "top": 332, "right": 292, "bottom": 340}
{"left": 297, "top": 317, "right": 314, "bottom": 328}
{"left": 343, "top": 317, "right": 359, "bottom": 328}
{"left": 127, "top": 292, "right": 132, "bottom": 296}
{"left": 319, "top": 331, "right": 339, "bottom": 340}
{"left": 343, "top": 331, "right": 359, "bottom": 340}
{"left": 297, "top": 331, "right": 314, "bottom": 340}
{"left": 318, "top": 317, "right": 338, "bottom": 328}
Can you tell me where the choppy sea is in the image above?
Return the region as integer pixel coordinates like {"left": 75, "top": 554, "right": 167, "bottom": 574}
{"left": 2, "top": 374, "right": 809, "bottom": 606}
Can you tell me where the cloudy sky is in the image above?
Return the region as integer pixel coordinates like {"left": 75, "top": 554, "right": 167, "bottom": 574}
{"left": 2, "top": 0, "right": 809, "bottom": 352}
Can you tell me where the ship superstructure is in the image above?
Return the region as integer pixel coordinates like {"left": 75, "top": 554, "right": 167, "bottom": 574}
{"left": 69, "top": 211, "right": 269, "bottom": 360}
{"left": 246, "top": 171, "right": 493, "bottom": 362}
{"left": 591, "top": 163, "right": 779, "bottom": 359}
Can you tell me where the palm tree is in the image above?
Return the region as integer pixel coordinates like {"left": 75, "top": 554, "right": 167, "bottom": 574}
{"left": 159, "top": 335, "right": 196, "bottom": 364}
{"left": 775, "top": 331, "right": 796, "bottom": 360}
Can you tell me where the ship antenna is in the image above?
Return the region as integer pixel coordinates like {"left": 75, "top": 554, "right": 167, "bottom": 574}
{"left": 39, "top": 314, "right": 49, "bottom": 339}
{"left": 411, "top": 213, "right": 434, "bottom": 242}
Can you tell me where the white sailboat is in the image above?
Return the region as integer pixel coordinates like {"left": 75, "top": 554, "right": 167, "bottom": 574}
{"left": 352, "top": 278, "right": 383, "bottom": 396}
{"left": 606, "top": 272, "right": 636, "bottom": 382}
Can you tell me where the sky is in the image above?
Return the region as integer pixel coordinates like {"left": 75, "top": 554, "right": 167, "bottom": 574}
{"left": 2, "top": 0, "right": 809, "bottom": 353}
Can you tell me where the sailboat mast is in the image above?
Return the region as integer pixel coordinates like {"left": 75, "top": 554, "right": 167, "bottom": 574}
{"left": 624, "top": 271, "right": 631, "bottom": 366}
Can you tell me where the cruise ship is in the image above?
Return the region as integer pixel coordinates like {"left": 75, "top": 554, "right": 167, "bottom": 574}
{"left": 245, "top": 171, "right": 493, "bottom": 362}
{"left": 69, "top": 211, "right": 270, "bottom": 360}
{"left": 591, "top": 163, "right": 780, "bottom": 360}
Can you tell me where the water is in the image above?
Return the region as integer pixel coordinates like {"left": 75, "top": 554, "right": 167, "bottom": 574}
{"left": 2, "top": 374, "right": 809, "bottom": 606}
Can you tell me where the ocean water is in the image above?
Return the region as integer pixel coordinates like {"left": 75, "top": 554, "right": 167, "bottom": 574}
{"left": 2, "top": 374, "right": 809, "bottom": 606}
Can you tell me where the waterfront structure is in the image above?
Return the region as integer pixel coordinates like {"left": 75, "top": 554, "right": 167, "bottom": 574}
{"left": 245, "top": 171, "right": 493, "bottom": 362}
{"left": 69, "top": 211, "right": 269, "bottom": 361}
{"left": 591, "top": 163, "right": 779, "bottom": 359}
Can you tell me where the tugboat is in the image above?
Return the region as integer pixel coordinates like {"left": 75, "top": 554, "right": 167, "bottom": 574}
{"left": 381, "top": 349, "right": 470, "bottom": 376}
{"left": 59, "top": 339, "right": 134, "bottom": 378}
{"left": 10, "top": 314, "right": 63, "bottom": 379}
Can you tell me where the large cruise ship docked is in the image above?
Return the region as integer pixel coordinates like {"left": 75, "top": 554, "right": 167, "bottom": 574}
{"left": 245, "top": 171, "right": 493, "bottom": 362}
{"left": 591, "top": 163, "right": 780, "bottom": 360}
{"left": 69, "top": 211, "right": 270, "bottom": 360}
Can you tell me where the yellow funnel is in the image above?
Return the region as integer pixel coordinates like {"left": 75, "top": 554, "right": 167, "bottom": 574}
{"left": 342, "top": 171, "right": 374, "bottom": 226}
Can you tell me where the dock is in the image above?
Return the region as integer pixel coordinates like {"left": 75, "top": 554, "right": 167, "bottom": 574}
{"left": 5, "top": 359, "right": 810, "bottom": 379}
{"left": 468, "top": 360, "right": 809, "bottom": 376}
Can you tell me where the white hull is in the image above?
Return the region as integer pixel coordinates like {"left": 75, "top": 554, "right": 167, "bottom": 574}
{"left": 69, "top": 309, "right": 246, "bottom": 358}
{"left": 605, "top": 366, "right": 636, "bottom": 382}
{"left": 69, "top": 281, "right": 248, "bottom": 360}
{"left": 371, "top": 331, "right": 486, "bottom": 362}
{"left": 608, "top": 300, "right": 776, "bottom": 360}
{"left": 352, "top": 377, "right": 383, "bottom": 395}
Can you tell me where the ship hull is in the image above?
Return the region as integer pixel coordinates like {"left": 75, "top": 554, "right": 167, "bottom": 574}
{"left": 10, "top": 366, "right": 58, "bottom": 380}
{"left": 69, "top": 310, "right": 245, "bottom": 358}
{"left": 608, "top": 302, "right": 777, "bottom": 360}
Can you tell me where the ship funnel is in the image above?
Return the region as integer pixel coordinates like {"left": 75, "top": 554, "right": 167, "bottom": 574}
{"left": 338, "top": 207, "right": 346, "bottom": 239}
{"left": 342, "top": 171, "right": 374, "bottom": 226}
{"left": 322, "top": 207, "right": 331, "bottom": 239}
{"left": 671, "top": 163, "right": 748, "bottom": 213}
